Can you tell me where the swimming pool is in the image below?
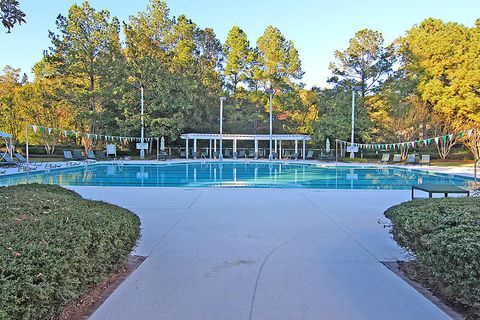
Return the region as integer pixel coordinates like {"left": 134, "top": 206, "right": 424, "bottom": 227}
{"left": 0, "top": 162, "right": 474, "bottom": 190}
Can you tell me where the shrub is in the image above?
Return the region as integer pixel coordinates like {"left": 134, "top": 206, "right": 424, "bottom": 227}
{"left": 385, "top": 197, "right": 480, "bottom": 317}
{"left": 0, "top": 184, "right": 140, "bottom": 320}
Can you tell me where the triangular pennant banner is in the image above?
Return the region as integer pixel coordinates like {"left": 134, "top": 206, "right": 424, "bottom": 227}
{"left": 32, "top": 125, "right": 37, "bottom": 133}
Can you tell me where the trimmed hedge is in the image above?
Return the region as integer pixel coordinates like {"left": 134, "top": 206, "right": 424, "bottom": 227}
{"left": 385, "top": 197, "right": 480, "bottom": 317}
{"left": 0, "top": 184, "right": 140, "bottom": 320}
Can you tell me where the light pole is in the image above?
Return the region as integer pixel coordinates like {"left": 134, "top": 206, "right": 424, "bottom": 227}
{"left": 350, "top": 88, "right": 356, "bottom": 159}
{"left": 140, "top": 85, "right": 145, "bottom": 159}
{"left": 219, "top": 96, "right": 226, "bottom": 161}
{"left": 266, "top": 87, "right": 273, "bottom": 160}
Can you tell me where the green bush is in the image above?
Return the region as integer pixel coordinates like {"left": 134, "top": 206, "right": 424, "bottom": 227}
{"left": 385, "top": 197, "right": 480, "bottom": 316}
{"left": 0, "top": 184, "right": 140, "bottom": 320}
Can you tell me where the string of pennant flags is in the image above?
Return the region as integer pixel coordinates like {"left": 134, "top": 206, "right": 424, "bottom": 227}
{"left": 337, "top": 128, "right": 478, "bottom": 151}
{"left": 29, "top": 125, "right": 158, "bottom": 144}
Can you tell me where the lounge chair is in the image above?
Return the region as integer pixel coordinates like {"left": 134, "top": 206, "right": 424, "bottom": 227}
{"left": 224, "top": 149, "right": 231, "bottom": 158}
{"left": 95, "top": 150, "right": 108, "bottom": 161}
{"left": 420, "top": 154, "right": 430, "bottom": 166}
{"left": 14, "top": 153, "right": 46, "bottom": 169}
{"left": 159, "top": 151, "right": 168, "bottom": 161}
{"left": 272, "top": 152, "right": 279, "bottom": 160}
{"left": 86, "top": 150, "right": 97, "bottom": 162}
{"left": 320, "top": 152, "right": 335, "bottom": 161}
{"left": 306, "top": 150, "right": 314, "bottom": 160}
{"left": 13, "top": 153, "right": 42, "bottom": 166}
{"left": 379, "top": 153, "right": 390, "bottom": 164}
{"left": 392, "top": 154, "right": 402, "bottom": 164}
{"left": 238, "top": 149, "right": 246, "bottom": 158}
{"left": 63, "top": 151, "right": 80, "bottom": 166}
{"left": 72, "top": 150, "right": 85, "bottom": 161}
{"left": 284, "top": 150, "right": 291, "bottom": 159}
{"left": 248, "top": 149, "right": 256, "bottom": 158}
{"left": 407, "top": 154, "right": 418, "bottom": 165}
{"left": 0, "top": 154, "right": 17, "bottom": 167}
{"left": 180, "top": 151, "right": 186, "bottom": 158}
{"left": 4, "top": 154, "right": 38, "bottom": 171}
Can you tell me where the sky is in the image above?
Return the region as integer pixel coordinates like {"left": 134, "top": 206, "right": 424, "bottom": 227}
{"left": 1, "top": 0, "right": 479, "bottom": 88}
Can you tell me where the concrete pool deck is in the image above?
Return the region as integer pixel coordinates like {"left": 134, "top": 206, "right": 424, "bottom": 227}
{"left": 71, "top": 187, "right": 453, "bottom": 320}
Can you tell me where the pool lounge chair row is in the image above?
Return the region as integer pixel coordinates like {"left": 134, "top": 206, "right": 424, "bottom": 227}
{"left": 187, "top": 149, "right": 318, "bottom": 160}
{"left": 380, "top": 153, "right": 430, "bottom": 165}
{"left": 0, "top": 153, "right": 47, "bottom": 172}
{"left": 63, "top": 150, "right": 109, "bottom": 163}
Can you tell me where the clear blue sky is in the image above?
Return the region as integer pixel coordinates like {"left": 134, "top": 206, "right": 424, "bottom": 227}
{"left": 1, "top": 0, "right": 479, "bottom": 87}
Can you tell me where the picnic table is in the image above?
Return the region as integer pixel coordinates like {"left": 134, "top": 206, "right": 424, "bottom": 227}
{"left": 411, "top": 183, "right": 470, "bottom": 199}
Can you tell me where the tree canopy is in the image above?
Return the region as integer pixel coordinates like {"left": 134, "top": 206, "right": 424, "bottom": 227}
{"left": 0, "top": 0, "right": 25, "bottom": 32}
{"left": 0, "top": 0, "right": 478, "bottom": 161}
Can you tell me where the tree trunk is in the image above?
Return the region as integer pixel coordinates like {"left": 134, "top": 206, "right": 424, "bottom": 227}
{"left": 436, "top": 138, "right": 456, "bottom": 159}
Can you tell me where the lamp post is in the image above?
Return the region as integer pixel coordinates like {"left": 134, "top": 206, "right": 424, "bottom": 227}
{"left": 266, "top": 87, "right": 273, "bottom": 160}
{"left": 350, "top": 88, "right": 356, "bottom": 159}
{"left": 219, "top": 96, "right": 226, "bottom": 161}
{"left": 140, "top": 85, "right": 145, "bottom": 159}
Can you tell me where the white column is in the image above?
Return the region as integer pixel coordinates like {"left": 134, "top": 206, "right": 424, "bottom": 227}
{"left": 186, "top": 138, "right": 189, "bottom": 159}
{"left": 254, "top": 140, "right": 258, "bottom": 159}
{"left": 233, "top": 139, "right": 237, "bottom": 158}
{"left": 274, "top": 139, "right": 278, "bottom": 153}
{"left": 193, "top": 138, "right": 197, "bottom": 159}
{"left": 295, "top": 140, "right": 298, "bottom": 158}
{"left": 214, "top": 139, "right": 217, "bottom": 158}
{"left": 279, "top": 140, "right": 282, "bottom": 159}
{"left": 209, "top": 139, "right": 212, "bottom": 158}
{"left": 302, "top": 140, "right": 306, "bottom": 159}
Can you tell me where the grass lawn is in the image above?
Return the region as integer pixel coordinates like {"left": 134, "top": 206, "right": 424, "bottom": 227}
{"left": 430, "top": 159, "right": 474, "bottom": 167}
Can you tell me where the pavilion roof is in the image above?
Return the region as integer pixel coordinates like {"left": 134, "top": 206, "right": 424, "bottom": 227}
{"left": 180, "top": 133, "right": 311, "bottom": 141}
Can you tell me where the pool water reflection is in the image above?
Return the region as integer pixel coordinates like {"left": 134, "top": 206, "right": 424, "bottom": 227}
{"left": 0, "top": 162, "right": 473, "bottom": 190}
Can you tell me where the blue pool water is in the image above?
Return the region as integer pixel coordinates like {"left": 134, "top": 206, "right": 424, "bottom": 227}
{"left": 0, "top": 162, "right": 474, "bottom": 190}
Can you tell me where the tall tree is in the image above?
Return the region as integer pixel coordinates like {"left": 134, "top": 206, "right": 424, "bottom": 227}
{"left": 255, "top": 25, "right": 303, "bottom": 90}
{"left": 224, "top": 26, "right": 251, "bottom": 94}
{"left": 329, "top": 29, "right": 393, "bottom": 104}
{"left": 47, "top": 1, "right": 122, "bottom": 149}
{"left": 15, "top": 59, "right": 75, "bottom": 153}
{"left": 0, "top": 65, "right": 23, "bottom": 145}
{"left": 313, "top": 85, "right": 371, "bottom": 146}
{"left": 398, "top": 18, "right": 480, "bottom": 158}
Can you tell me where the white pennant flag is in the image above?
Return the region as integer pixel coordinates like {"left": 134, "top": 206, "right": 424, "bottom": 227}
{"left": 63, "top": 130, "right": 67, "bottom": 137}
{"left": 448, "top": 134, "right": 454, "bottom": 141}
{"left": 434, "top": 137, "right": 440, "bottom": 144}
{"left": 32, "top": 125, "right": 37, "bottom": 133}
{"left": 48, "top": 128, "right": 52, "bottom": 135}
{"left": 468, "top": 129, "right": 473, "bottom": 137}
